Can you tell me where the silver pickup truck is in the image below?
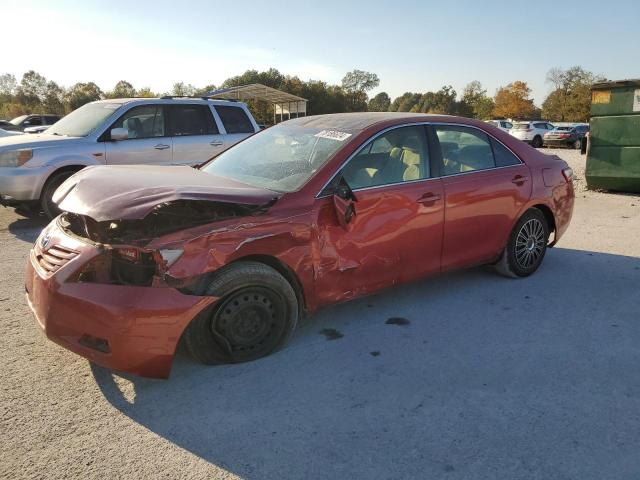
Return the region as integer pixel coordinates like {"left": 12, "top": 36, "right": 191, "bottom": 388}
{"left": 0, "top": 97, "right": 260, "bottom": 217}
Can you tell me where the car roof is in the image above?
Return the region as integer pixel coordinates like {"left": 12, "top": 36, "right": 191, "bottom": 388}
{"left": 284, "top": 112, "right": 457, "bottom": 132}
{"left": 91, "top": 98, "right": 247, "bottom": 107}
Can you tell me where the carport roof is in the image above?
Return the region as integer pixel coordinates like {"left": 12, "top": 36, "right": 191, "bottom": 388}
{"left": 206, "top": 84, "right": 307, "bottom": 104}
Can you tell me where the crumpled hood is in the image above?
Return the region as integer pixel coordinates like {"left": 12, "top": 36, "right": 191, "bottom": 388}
{"left": 53, "top": 165, "right": 280, "bottom": 221}
{"left": 0, "top": 133, "right": 82, "bottom": 151}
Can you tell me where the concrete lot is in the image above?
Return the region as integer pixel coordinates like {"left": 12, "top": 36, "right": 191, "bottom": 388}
{"left": 1, "top": 149, "right": 639, "bottom": 480}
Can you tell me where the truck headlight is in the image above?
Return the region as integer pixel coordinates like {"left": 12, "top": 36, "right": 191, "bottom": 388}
{"left": 0, "top": 149, "right": 33, "bottom": 167}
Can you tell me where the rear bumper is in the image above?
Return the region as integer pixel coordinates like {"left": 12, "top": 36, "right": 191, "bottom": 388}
{"left": 543, "top": 139, "right": 576, "bottom": 147}
{"left": 24, "top": 225, "right": 216, "bottom": 378}
{"left": 550, "top": 181, "right": 575, "bottom": 245}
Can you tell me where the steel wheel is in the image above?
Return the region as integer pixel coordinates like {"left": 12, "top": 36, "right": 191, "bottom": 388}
{"left": 515, "top": 218, "right": 546, "bottom": 269}
{"left": 210, "top": 286, "right": 288, "bottom": 362}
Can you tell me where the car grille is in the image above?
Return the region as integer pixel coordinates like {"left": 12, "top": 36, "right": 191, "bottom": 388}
{"left": 34, "top": 243, "right": 79, "bottom": 275}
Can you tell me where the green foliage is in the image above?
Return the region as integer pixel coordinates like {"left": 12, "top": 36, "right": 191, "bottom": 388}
{"left": 541, "top": 66, "right": 603, "bottom": 122}
{"left": 65, "top": 82, "right": 103, "bottom": 111}
{"left": 462, "top": 81, "right": 494, "bottom": 119}
{"left": 368, "top": 92, "right": 391, "bottom": 112}
{"left": 106, "top": 80, "right": 136, "bottom": 99}
{"left": 341, "top": 70, "right": 380, "bottom": 93}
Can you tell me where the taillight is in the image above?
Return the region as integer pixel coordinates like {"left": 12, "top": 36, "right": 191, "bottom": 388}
{"left": 562, "top": 167, "right": 574, "bottom": 182}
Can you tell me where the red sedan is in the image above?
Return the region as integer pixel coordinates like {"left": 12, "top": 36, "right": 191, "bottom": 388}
{"left": 25, "top": 113, "right": 574, "bottom": 378}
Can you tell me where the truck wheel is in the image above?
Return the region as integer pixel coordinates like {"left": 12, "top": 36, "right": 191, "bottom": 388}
{"left": 531, "top": 136, "right": 543, "bottom": 148}
{"left": 495, "top": 209, "right": 549, "bottom": 278}
{"left": 184, "top": 261, "right": 299, "bottom": 365}
{"left": 41, "top": 171, "right": 75, "bottom": 219}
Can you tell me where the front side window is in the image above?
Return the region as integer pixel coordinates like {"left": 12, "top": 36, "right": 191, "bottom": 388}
{"left": 215, "top": 106, "right": 254, "bottom": 134}
{"left": 342, "top": 126, "right": 430, "bottom": 190}
{"left": 48, "top": 102, "right": 123, "bottom": 137}
{"left": 169, "top": 105, "right": 217, "bottom": 136}
{"left": 112, "top": 106, "right": 165, "bottom": 139}
{"left": 201, "top": 123, "right": 347, "bottom": 192}
{"left": 435, "top": 126, "right": 495, "bottom": 175}
{"left": 27, "top": 116, "right": 42, "bottom": 126}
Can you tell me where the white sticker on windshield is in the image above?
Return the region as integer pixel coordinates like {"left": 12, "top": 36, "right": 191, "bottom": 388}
{"left": 314, "top": 130, "right": 352, "bottom": 141}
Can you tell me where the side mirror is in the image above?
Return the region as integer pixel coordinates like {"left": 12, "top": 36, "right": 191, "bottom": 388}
{"left": 110, "top": 128, "right": 129, "bottom": 141}
{"left": 332, "top": 176, "right": 357, "bottom": 228}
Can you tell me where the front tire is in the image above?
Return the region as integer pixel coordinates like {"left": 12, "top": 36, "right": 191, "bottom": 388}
{"left": 184, "top": 261, "right": 298, "bottom": 364}
{"left": 41, "top": 171, "right": 76, "bottom": 219}
{"left": 495, "top": 209, "right": 549, "bottom": 278}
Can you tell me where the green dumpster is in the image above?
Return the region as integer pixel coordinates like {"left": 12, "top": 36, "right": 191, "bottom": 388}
{"left": 586, "top": 79, "right": 640, "bottom": 192}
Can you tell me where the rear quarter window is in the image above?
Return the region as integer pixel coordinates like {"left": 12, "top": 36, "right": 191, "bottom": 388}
{"left": 491, "top": 139, "right": 521, "bottom": 167}
{"left": 215, "top": 106, "right": 254, "bottom": 134}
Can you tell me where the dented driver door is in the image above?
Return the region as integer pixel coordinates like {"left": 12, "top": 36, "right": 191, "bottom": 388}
{"left": 312, "top": 178, "right": 445, "bottom": 306}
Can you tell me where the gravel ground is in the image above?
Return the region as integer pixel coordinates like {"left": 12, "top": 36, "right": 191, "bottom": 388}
{"left": 1, "top": 148, "right": 639, "bottom": 480}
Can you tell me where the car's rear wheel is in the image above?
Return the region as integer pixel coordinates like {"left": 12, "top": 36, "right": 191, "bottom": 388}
{"left": 495, "top": 208, "right": 549, "bottom": 278}
{"left": 574, "top": 138, "right": 582, "bottom": 149}
{"left": 184, "top": 261, "right": 298, "bottom": 364}
{"left": 41, "top": 170, "right": 75, "bottom": 219}
{"left": 531, "top": 135, "right": 543, "bottom": 148}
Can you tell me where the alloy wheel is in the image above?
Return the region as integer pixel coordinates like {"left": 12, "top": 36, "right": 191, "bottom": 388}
{"left": 515, "top": 218, "right": 546, "bottom": 269}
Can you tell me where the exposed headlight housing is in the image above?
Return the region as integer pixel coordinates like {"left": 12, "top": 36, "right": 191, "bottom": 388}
{"left": 0, "top": 149, "right": 33, "bottom": 167}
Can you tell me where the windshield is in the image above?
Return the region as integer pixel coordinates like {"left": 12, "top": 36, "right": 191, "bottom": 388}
{"left": 201, "top": 123, "right": 350, "bottom": 192}
{"left": 46, "top": 102, "right": 123, "bottom": 137}
{"left": 9, "top": 115, "right": 28, "bottom": 126}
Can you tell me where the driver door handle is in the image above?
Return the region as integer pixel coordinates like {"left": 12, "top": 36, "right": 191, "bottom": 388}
{"left": 153, "top": 144, "right": 170, "bottom": 150}
{"left": 210, "top": 140, "right": 223, "bottom": 146}
{"left": 511, "top": 175, "right": 529, "bottom": 185}
{"left": 418, "top": 192, "right": 441, "bottom": 205}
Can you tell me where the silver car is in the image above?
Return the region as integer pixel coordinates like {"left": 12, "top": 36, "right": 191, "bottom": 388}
{"left": 0, "top": 98, "right": 260, "bottom": 217}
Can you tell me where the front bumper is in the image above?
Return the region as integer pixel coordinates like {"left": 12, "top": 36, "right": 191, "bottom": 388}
{"left": 0, "top": 165, "right": 50, "bottom": 201}
{"left": 24, "top": 223, "right": 217, "bottom": 378}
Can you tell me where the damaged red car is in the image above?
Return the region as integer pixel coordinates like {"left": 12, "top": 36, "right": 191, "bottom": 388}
{"left": 25, "top": 113, "right": 574, "bottom": 378}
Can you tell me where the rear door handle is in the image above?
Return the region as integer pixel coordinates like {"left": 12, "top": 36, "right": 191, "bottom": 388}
{"left": 210, "top": 140, "right": 223, "bottom": 146}
{"left": 511, "top": 175, "right": 529, "bottom": 185}
{"left": 418, "top": 192, "right": 442, "bottom": 205}
{"left": 154, "top": 144, "right": 170, "bottom": 150}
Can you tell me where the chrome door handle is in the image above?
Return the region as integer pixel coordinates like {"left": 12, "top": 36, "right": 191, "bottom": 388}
{"left": 209, "top": 140, "right": 223, "bottom": 146}
{"left": 154, "top": 144, "right": 170, "bottom": 150}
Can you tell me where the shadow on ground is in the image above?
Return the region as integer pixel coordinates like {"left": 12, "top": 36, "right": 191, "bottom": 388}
{"left": 87, "top": 247, "right": 639, "bottom": 478}
{"left": 5, "top": 211, "right": 48, "bottom": 243}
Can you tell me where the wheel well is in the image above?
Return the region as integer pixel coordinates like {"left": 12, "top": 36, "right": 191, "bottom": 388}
{"left": 41, "top": 165, "right": 86, "bottom": 194}
{"left": 231, "top": 255, "right": 307, "bottom": 316}
{"left": 531, "top": 204, "right": 556, "bottom": 235}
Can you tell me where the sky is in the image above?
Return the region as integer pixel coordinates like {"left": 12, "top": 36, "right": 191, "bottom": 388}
{"left": 2, "top": 0, "right": 638, "bottom": 106}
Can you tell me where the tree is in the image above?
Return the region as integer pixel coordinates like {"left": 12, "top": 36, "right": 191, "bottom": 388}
{"left": 368, "top": 92, "right": 391, "bottom": 111}
{"left": 170, "top": 82, "right": 196, "bottom": 97}
{"left": 0, "top": 73, "right": 17, "bottom": 97}
{"left": 106, "top": 80, "right": 136, "bottom": 99}
{"left": 493, "top": 81, "right": 536, "bottom": 119}
{"left": 341, "top": 70, "right": 380, "bottom": 93}
{"left": 16, "top": 70, "right": 48, "bottom": 110}
{"left": 64, "top": 82, "right": 103, "bottom": 111}
{"left": 462, "top": 81, "right": 494, "bottom": 119}
{"left": 42, "top": 81, "right": 65, "bottom": 115}
{"left": 541, "top": 66, "right": 603, "bottom": 122}
{"left": 136, "top": 87, "right": 156, "bottom": 98}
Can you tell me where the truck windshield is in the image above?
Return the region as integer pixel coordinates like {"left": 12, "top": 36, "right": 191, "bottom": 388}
{"left": 201, "top": 123, "right": 350, "bottom": 192}
{"left": 46, "top": 102, "right": 123, "bottom": 137}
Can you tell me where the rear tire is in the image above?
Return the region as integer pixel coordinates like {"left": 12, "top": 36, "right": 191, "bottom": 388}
{"left": 495, "top": 209, "right": 549, "bottom": 278}
{"left": 41, "top": 171, "right": 76, "bottom": 219}
{"left": 184, "top": 261, "right": 298, "bottom": 365}
{"left": 531, "top": 136, "right": 543, "bottom": 148}
{"left": 574, "top": 138, "right": 582, "bottom": 149}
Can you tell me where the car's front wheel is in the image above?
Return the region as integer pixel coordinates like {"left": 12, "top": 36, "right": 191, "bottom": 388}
{"left": 41, "top": 170, "right": 76, "bottom": 219}
{"left": 184, "top": 261, "right": 299, "bottom": 364}
{"left": 495, "top": 208, "right": 549, "bottom": 278}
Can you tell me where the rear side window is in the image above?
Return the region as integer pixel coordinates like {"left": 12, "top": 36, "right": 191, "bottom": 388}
{"left": 435, "top": 126, "right": 495, "bottom": 175}
{"left": 514, "top": 123, "right": 530, "bottom": 130}
{"left": 169, "top": 105, "right": 218, "bottom": 136}
{"left": 215, "top": 106, "right": 254, "bottom": 134}
{"left": 44, "top": 116, "right": 59, "bottom": 125}
{"left": 491, "top": 139, "right": 521, "bottom": 167}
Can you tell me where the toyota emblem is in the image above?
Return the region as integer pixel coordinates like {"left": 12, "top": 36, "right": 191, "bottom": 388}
{"left": 40, "top": 233, "right": 51, "bottom": 249}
